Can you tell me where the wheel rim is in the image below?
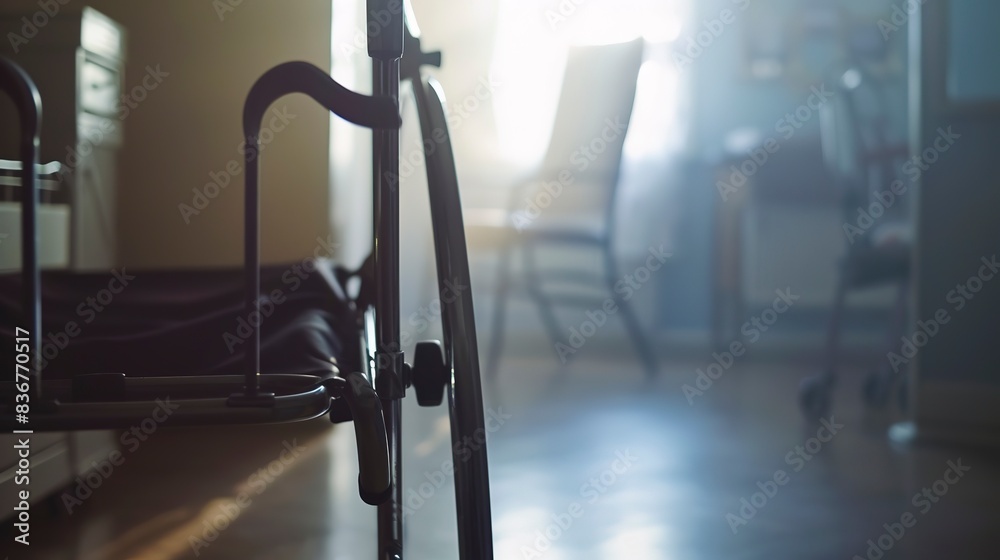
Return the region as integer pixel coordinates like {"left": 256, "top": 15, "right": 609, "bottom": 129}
{"left": 414, "top": 74, "right": 494, "bottom": 559}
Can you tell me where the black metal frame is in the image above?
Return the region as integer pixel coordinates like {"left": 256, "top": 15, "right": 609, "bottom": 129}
{"left": 798, "top": 65, "right": 912, "bottom": 418}
{"left": 1, "top": 1, "right": 493, "bottom": 557}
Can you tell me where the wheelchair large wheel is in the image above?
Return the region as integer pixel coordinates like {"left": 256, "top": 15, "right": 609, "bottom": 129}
{"left": 412, "top": 74, "right": 494, "bottom": 558}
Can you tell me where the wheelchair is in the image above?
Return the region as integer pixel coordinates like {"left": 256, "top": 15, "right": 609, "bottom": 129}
{"left": 0, "top": 3, "right": 493, "bottom": 558}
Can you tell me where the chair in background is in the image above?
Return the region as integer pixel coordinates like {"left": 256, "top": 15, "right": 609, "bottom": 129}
{"left": 476, "top": 37, "right": 658, "bottom": 380}
{"left": 798, "top": 64, "right": 912, "bottom": 418}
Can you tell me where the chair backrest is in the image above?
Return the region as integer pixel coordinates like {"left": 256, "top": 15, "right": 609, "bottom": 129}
{"left": 819, "top": 66, "right": 909, "bottom": 228}
{"left": 534, "top": 38, "right": 644, "bottom": 218}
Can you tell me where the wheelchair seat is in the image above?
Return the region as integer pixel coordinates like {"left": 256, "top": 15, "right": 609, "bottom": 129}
{"left": 0, "top": 259, "right": 360, "bottom": 380}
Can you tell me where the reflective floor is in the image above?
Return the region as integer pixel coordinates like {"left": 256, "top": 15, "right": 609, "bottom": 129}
{"left": 3, "top": 351, "right": 1000, "bottom": 559}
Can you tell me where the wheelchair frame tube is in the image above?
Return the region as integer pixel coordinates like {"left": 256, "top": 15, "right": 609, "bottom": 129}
{"left": 374, "top": 79, "right": 405, "bottom": 558}
{"left": 372, "top": 60, "right": 402, "bottom": 396}
{"left": 373, "top": 58, "right": 405, "bottom": 560}
{"left": 241, "top": 61, "right": 399, "bottom": 401}
{"left": 2, "top": 58, "right": 43, "bottom": 404}
{"left": 368, "top": 1, "right": 405, "bottom": 557}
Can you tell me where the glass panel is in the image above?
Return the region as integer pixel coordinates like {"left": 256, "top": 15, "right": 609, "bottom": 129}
{"left": 947, "top": 0, "right": 1000, "bottom": 102}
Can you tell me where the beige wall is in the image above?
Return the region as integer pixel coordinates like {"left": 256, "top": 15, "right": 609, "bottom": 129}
{"left": 2, "top": 0, "right": 333, "bottom": 268}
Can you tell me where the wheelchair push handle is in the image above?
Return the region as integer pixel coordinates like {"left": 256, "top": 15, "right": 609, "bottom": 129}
{"left": 239, "top": 61, "right": 401, "bottom": 399}
{"left": 242, "top": 61, "right": 401, "bottom": 135}
{"left": 366, "top": 0, "right": 404, "bottom": 61}
{"left": 326, "top": 372, "right": 392, "bottom": 505}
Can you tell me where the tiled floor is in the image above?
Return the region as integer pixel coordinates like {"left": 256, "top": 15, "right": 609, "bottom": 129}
{"left": 3, "top": 351, "right": 999, "bottom": 559}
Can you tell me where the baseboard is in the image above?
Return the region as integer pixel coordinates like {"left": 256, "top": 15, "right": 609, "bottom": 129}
{"left": 911, "top": 381, "right": 1000, "bottom": 445}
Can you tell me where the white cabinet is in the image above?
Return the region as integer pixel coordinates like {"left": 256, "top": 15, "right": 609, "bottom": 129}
{"left": 0, "top": 431, "right": 118, "bottom": 516}
{"left": 0, "top": 7, "right": 125, "bottom": 271}
{"left": 0, "top": 7, "right": 124, "bottom": 510}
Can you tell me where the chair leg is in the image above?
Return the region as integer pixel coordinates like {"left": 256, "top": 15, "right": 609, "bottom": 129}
{"left": 604, "top": 248, "right": 658, "bottom": 378}
{"left": 886, "top": 278, "right": 909, "bottom": 349}
{"left": 619, "top": 296, "right": 659, "bottom": 378}
{"left": 823, "top": 275, "right": 848, "bottom": 382}
{"left": 887, "top": 277, "right": 911, "bottom": 409}
{"left": 885, "top": 278, "right": 909, "bottom": 375}
{"left": 523, "top": 243, "right": 566, "bottom": 363}
{"left": 485, "top": 243, "right": 512, "bottom": 381}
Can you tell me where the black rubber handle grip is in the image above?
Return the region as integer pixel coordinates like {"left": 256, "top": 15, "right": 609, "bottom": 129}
{"left": 339, "top": 372, "right": 392, "bottom": 505}
{"left": 367, "top": 0, "right": 404, "bottom": 60}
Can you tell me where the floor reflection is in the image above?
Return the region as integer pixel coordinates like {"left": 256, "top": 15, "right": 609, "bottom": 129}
{"left": 4, "top": 350, "right": 1000, "bottom": 559}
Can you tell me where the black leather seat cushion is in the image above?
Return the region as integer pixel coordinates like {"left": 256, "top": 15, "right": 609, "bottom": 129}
{"left": 0, "top": 259, "right": 359, "bottom": 379}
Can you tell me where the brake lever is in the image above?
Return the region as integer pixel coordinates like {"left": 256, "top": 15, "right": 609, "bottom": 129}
{"left": 324, "top": 373, "right": 392, "bottom": 505}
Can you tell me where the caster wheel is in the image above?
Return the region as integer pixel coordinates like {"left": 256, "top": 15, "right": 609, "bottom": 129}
{"left": 799, "top": 375, "right": 831, "bottom": 419}
{"left": 862, "top": 371, "right": 890, "bottom": 408}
